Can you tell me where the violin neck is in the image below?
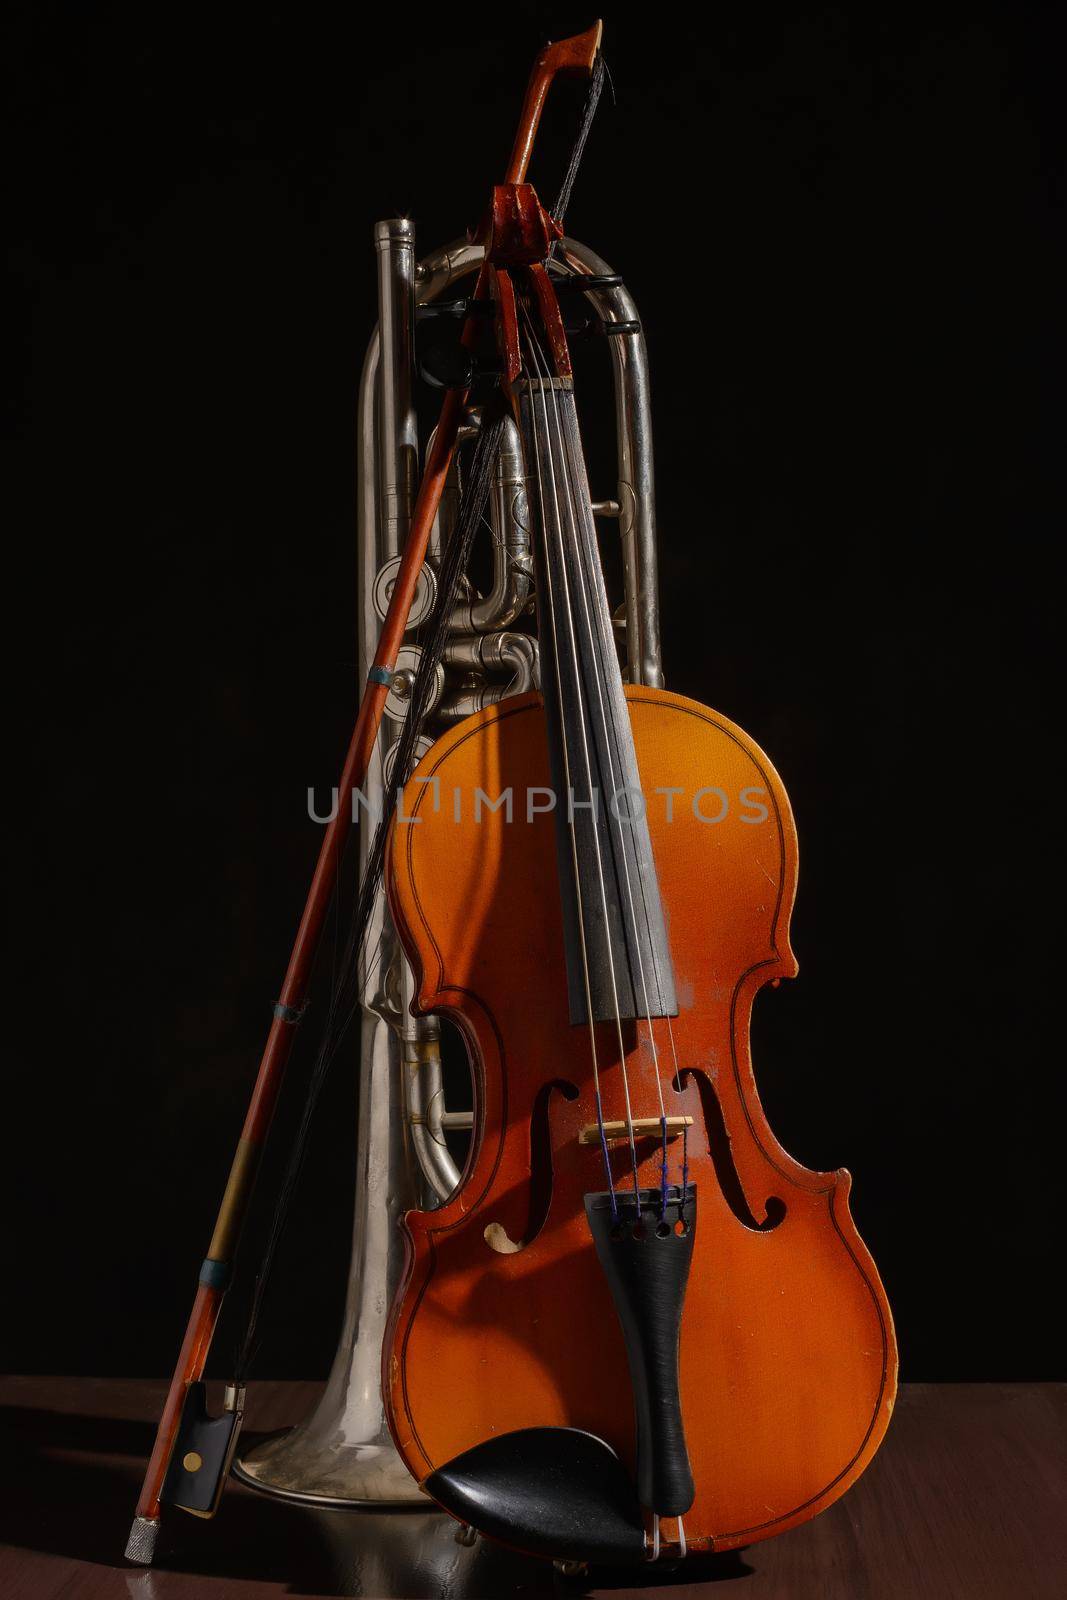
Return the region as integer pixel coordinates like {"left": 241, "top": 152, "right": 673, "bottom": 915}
{"left": 518, "top": 373, "right": 677, "bottom": 1028}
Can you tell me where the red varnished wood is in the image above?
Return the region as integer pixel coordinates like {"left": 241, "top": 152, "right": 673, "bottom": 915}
{"left": 487, "top": 185, "right": 562, "bottom": 265}
{"left": 527, "top": 262, "right": 572, "bottom": 378}
{"left": 504, "top": 22, "right": 603, "bottom": 185}
{"left": 133, "top": 1284, "right": 220, "bottom": 1521}
{"left": 385, "top": 687, "right": 898, "bottom": 1554}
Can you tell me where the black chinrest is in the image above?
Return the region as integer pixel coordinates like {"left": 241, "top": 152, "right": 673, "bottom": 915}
{"left": 422, "top": 1426, "right": 646, "bottom": 1563}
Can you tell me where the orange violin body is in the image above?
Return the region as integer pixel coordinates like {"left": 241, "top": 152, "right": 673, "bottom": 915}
{"left": 385, "top": 685, "right": 897, "bottom": 1553}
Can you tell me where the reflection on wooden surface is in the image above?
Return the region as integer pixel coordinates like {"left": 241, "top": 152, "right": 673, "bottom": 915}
{"left": 0, "top": 1378, "right": 1064, "bottom": 1599}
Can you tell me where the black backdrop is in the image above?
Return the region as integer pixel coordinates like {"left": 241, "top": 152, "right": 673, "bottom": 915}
{"left": 5, "top": 2, "right": 1062, "bottom": 1383}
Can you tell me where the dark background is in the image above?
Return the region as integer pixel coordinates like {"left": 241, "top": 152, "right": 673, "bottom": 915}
{"left": 5, "top": 2, "right": 1062, "bottom": 1383}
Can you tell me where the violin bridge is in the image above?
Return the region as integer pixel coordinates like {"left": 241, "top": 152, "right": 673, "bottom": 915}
{"left": 578, "top": 1115, "right": 693, "bottom": 1147}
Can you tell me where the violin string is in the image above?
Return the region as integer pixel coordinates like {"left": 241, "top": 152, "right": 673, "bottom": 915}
{"left": 526, "top": 324, "right": 638, "bottom": 1211}
{"left": 525, "top": 318, "right": 674, "bottom": 1214}
{"left": 519, "top": 323, "right": 615, "bottom": 1208}
{"left": 547, "top": 353, "right": 671, "bottom": 1209}
{"left": 522, "top": 310, "right": 642, "bottom": 1211}
{"left": 663, "top": 1014, "right": 681, "bottom": 1084}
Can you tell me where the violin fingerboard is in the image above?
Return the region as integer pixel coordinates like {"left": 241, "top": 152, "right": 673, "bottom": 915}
{"left": 518, "top": 376, "right": 678, "bottom": 1027}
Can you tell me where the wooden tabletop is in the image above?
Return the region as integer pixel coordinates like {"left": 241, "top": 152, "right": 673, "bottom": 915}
{"left": 0, "top": 1378, "right": 1063, "bottom": 1599}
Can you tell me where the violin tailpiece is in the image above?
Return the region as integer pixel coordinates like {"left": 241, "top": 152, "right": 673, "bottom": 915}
{"left": 584, "top": 1186, "right": 697, "bottom": 1517}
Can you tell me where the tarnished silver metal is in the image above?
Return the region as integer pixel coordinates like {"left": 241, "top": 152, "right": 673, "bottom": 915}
{"left": 438, "top": 631, "right": 538, "bottom": 721}
{"left": 237, "top": 219, "right": 664, "bottom": 1509}
{"left": 383, "top": 643, "right": 445, "bottom": 724}
{"left": 233, "top": 1006, "right": 427, "bottom": 1505}
{"left": 559, "top": 237, "right": 664, "bottom": 688}
{"left": 236, "top": 217, "right": 430, "bottom": 1508}
{"left": 124, "top": 1515, "right": 160, "bottom": 1565}
{"left": 374, "top": 218, "right": 418, "bottom": 556}
{"left": 372, "top": 553, "right": 437, "bottom": 629}
{"left": 415, "top": 237, "right": 483, "bottom": 303}
{"left": 401, "top": 978, "right": 458, "bottom": 1204}
{"left": 448, "top": 414, "right": 534, "bottom": 633}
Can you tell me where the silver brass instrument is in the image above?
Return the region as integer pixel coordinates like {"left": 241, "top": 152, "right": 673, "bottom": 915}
{"left": 235, "top": 218, "right": 664, "bottom": 1506}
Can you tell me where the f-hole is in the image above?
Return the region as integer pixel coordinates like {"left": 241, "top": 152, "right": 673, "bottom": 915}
{"left": 680, "top": 1068, "right": 786, "bottom": 1233}
{"left": 484, "top": 1078, "right": 579, "bottom": 1254}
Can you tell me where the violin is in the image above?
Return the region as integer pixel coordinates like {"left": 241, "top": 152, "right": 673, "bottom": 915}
{"left": 382, "top": 26, "right": 897, "bottom": 1565}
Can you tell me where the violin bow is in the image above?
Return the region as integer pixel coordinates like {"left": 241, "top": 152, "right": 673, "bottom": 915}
{"left": 126, "top": 19, "right": 603, "bottom": 1566}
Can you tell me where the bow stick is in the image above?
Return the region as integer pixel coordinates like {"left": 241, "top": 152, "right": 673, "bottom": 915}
{"left": 126, "top": 19, "right": 602, "bottom": 1566}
